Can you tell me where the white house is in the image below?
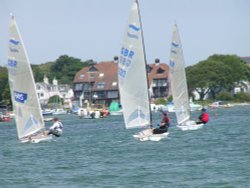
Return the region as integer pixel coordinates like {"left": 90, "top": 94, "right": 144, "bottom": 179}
{"left": 36, "top": 75, "right": 74, "bottom": 108}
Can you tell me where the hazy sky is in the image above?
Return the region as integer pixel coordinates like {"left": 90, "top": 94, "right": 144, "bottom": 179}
{"left": 1, "top": 0, "right": 249, "bottom": 66}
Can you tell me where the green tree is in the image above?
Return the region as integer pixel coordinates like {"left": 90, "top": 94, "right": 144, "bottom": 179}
{"left": 234, "top": 92, "right": 250, "bottom": 102}
{"left": 32, "top": 55, "right": 90, "bottom": 84}
{"left": 186, "top": 55, "right": 250, "bottom": 100}
{"left": 216, "top": 91, "right": 234, "bottom": 101}
{"left": 0, "top": 67, "right": 11, "bottom": 105}
{"left": 155, "top": 98, "right": 166, "bottom": 105}
{"left": 50, "top": 55, "right": 89, "bottom": 84}
{"left": 208, "top": 55, "right": 250, "bottom": 90}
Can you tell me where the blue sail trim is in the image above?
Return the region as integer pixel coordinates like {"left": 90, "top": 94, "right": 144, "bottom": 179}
{"left": 169, "top": 60, "right": 175, "bottom": 67}
{"left": 129, "top": 24, "right": 140, "bottom": 31}
{"left": 8, "top": 59, "right": 17, "bottom": 68}
{"left": 9, "top": 39, "right": 19, "bottom": 45}
{"left": 14, "top": 91, "right": 28, "bottom": 103}
{"left": 172, "top": 42, "right": 179, "bottom": 47}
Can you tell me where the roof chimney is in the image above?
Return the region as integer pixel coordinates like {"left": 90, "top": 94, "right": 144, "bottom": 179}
{"left": 155, "top": 58, "right": 160, "bottom": 64}
{"left": 113, "top": 56, "right": 119, "bottom": 63}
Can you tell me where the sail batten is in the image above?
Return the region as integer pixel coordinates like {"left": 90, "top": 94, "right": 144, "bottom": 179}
{"left": 169, "top": 23, "right": 191, "bottom": 125}
{"left": 119, "top": 0, "right": 151, "bottom": 129}
{"left": 7, "top": 15, "right": 45, "bottom": 139}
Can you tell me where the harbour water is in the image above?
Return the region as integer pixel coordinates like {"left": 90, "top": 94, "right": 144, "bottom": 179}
{"left": 0, "top": 105, "right": 249, "bottom": 188}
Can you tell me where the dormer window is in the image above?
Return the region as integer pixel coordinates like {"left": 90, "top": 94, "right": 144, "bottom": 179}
{"left": 112, "top": 82, "right": 117, "bottom": 86}
{"left": 89, "top": 65, "right": 98, "bottom": 72}
{"left": 157, "top": 68, "right": 165, "bottom": 74}
{"left": 79, "top": 74, "right": 85, "bottom": 79}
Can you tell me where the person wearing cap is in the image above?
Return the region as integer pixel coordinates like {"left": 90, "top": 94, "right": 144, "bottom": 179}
{"left": 196, "top": 108, "right": 209, "bottom": 124}
{"left": 46, "top": 117, "right": 63, "bottom": 137}
{"left": 152, "top": 110, "right": 170, "bottom": 134}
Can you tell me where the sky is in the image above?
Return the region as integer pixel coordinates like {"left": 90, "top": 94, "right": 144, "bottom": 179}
{"left": 0, "top": 0, "right": 250, "bottom": 66}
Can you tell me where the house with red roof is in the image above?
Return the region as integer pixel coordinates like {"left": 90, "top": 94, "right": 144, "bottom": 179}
{"left": 73, "top": 58, "right": 170, "bottom": 107}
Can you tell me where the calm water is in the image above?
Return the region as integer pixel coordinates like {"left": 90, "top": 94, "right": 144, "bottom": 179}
{"left": 0, "top": 105, "right": 249, "bottom": 188}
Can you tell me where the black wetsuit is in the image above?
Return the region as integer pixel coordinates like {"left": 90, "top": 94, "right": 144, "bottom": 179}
{"left": 153, "top": 115, "right": 170, "bottom": 134}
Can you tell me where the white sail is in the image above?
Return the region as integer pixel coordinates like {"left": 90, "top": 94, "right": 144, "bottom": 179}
{"left": 118, "top": 0, "right": 151, "bottom": 129}
{"left": 7, "top": 15, "right": 45, "bottom": 140}
{"left": 169, "top": 23, "right": 191, "bottom": 125}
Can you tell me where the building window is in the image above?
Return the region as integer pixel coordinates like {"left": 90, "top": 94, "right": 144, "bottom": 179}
{"left": 97, "top": 82, "right": 105, "bottom": 89}
{"left": 99, "top": 73, "right": 104, "bottom": 77}
{"left": 74, "top": 83, "right": 83, "bottom": 91}
{"left": 107, "top": 91, "right": 118, "bottom": 98}
{"left": 96, "top": 91, "right": 105, "bottom": 99}
{"left": 153, "top": 79, "right": 167, "bottom": 87}
{"left": 79, "top": 74, "right": 85, "bottom": 79}
{"left": 83, "top": 83, "right": 90, "bottom": 91}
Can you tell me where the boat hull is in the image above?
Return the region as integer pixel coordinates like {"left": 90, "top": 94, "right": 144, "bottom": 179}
{"left": 133, "top": 129, "right": 169, "bottom": 141}
{"left": 19, "top": 135, "right": 53, "bottom": 144}
{"left": 177, "top": 120, "right": 204, "bottom": 131}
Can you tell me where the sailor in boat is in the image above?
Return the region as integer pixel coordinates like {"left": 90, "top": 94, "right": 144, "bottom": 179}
{"left": 196, "top": 108, "right": 209, "bottom": 124}
{"left": 46, "top": 117, "right": 63, "bottom": 137}
{"left": 152, "top": 110, "right": 170, "bottom": 134}
{"left": 26, "top": 117, "right": 63, "bottom": 141}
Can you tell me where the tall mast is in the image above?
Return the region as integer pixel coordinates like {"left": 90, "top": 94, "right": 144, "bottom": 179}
{"left": 135, "top": 0, "right": 153, "bottom": 127}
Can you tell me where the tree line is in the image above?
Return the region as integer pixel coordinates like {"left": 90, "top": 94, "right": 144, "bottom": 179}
{"left": 1, "top": 54, "right": 250, "bottom": 107}
{"left": 0, "top": 55, "right": 91, "bottom": 106}
{"left": 186, "top": 54, "right": 250, "bottom": 101}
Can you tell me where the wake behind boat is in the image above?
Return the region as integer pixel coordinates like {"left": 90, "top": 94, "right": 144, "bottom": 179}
{"left": 118, "top": 0, "right": 168, "bottom": 141}
{"left": 169, "top": 23, "right": 204, "bottom": 131}
{"left": 7, "top": 15, "right": 52, "bottom": 143}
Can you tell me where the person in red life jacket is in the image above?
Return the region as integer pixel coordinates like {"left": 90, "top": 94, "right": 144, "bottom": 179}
{"left": 153, "top": 110, "right": 170, "bottom": 134}
{"left": 196, "top": 108, "right": 209, "bottom": 124}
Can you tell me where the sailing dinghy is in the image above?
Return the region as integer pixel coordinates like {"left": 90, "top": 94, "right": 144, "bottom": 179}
{"left": 169, "top": 23, "right": 203, "bottom": 131}
{"left": 7, "top": 15, "right": 52, "bottom": 143}
{"left": 118, "top": 0, "right": 168, "bottom": 141}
